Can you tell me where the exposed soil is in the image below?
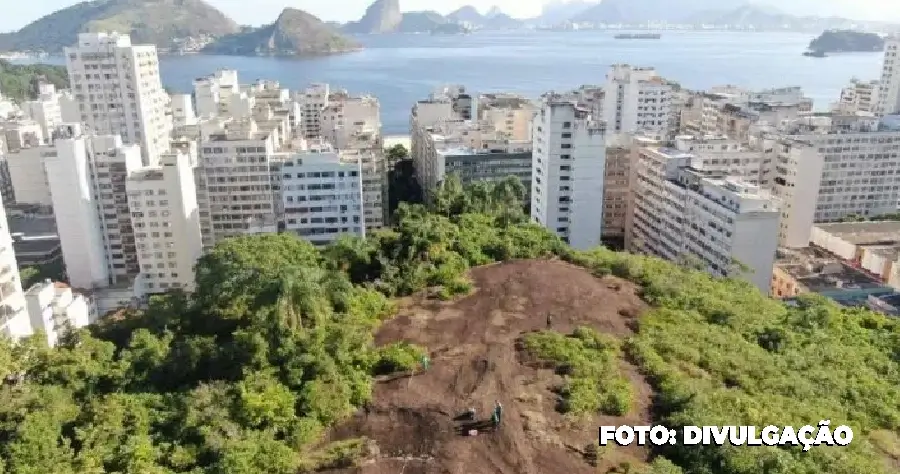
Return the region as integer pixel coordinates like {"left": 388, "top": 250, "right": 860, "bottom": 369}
{"left": 323, "top": 259, "right": 654, "bottom": 474}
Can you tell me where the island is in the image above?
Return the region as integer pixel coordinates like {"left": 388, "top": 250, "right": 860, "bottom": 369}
{"left": 202, "top": 8, "right": 361, "bottom": 57}
{"left": 808, "top": 29, "right": 885, "bottom": 54}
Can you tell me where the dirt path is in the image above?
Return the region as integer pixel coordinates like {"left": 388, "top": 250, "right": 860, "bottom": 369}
{"left": 324, "top": 259, "right": 654, "bottom": 474}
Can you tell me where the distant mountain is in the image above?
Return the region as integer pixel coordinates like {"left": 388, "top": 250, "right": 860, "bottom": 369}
{"left": 686, "top": 4, "right": 796, "bottom": 26}
{"left": 0, "top": 0, "right": 239, "bottom": 53}
{"left": 202, "top": 8, "right": 360, "bottom": 56}
{"left": 446, "top": 5, "right": 524, "bottom": 30}
{"left": 534, "top": 0, "right": 598, "bottom": 25}
{"left": 574, "top": 0, "right": 745, "bottom": 24}
{"left": 343, "top": 0, "right": 403, "bottom": 34}
{"left": 447, "top": 6, "right": 483, "bottom": 24}
{"left": 687, "top": 4, "right": 896, "bottom": 31}
{"left": 397, "top": 11, "right": 458, "bottom": 33}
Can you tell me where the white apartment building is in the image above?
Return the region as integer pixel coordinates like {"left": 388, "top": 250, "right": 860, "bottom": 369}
{"left": 194, "top": 69, "right": 240, "bottom": 118}
{"left": 877, "top": 37, "right": 900, "bottom": 116}
{"left": 281, "top": 142, "right": 365, "bottom": 245}
{"left": 22, "top": 83, "right": 63, "bottom": 140}
{"left": 601, "top": 65, "right": 673, "bottom": 137}
{"left": 673, "top": 134, "right": 770, "bottom": 186}
{"left": 44, "top": 124, "right": 142, "bottom": 289}
{"left": 835, "top": 78, "right": 880, "bottom": 115}
{"left": 5, "top": 146, "right": 53, "bottom": 206}
{"left": 477, "top": 93, "right": 535, "bottom": 141}
{"left": 197, "top": 120, "right": 280, "bottom": 248}
{"left": 170, "top": 93, "right": 198, "bottom": 128}
{"left": 321, "top": 92, "right": 381, "bottom": 149}
{"left": 127, "top": 150, "right": 203, "bottom": 295}
{"left": 531, "top": 96, "right": 607, "bottom": 250}
{"left": 298, "top": 83, "right": 330, "bottom": 139}
{"left": 0, "top": 194, "right": 31, "bottom": 340}
{"left": 629, "top": 146, "right": 780, "bottom": 292}
{"left": 767, "top": 115, "right": 900, "bottom": 248}
{"left": 413, "top": 120, "right": 532, "bottom": 195}
{"left": 64, "top": 32, "right": 170, "bottom": 165}
{"left": 340, "top": 145, "right": 387, "bottom": 231}
{"left": 24, "top": 280, "right": 90, "bottom": 347}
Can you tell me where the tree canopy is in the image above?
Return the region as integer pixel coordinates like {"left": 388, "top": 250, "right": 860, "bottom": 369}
{"left": 0, "top": 177, "right": 897, "bottom": 473}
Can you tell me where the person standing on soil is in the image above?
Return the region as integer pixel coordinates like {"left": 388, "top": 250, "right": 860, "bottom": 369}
{"left": 546, "top": 312, "right": 553, "bottom": 329}
{"left": 492, "top": 401, "right": 503, "bottom": 429}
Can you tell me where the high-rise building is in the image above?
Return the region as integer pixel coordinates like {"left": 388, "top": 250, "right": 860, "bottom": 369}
{"left": 531, "top": 96, "right": 607, "bottom": 250}
{"left": 21, "top": 83, "right": 63, "bottom": 141}
{"left": 877, "top": 37, "right": 900, "bottom": 116}
{"left": 127, "top": 150, "right": 203, "bottom": 295}
{"left": 196, "top": 120, "right": 280, "bottom": 248}
{"left": 629, "top": 146, "right": 780, "bottom": 292}
{"left": 298, "top": 83, "right": 330, "bottom": 139}
{"left": 601, "top": 65, "right": 673, "bottom": 137}
{"left": 834, "top": 78, "right": 880, "bottom": 115}
{"left": 766, "top": 115, "right": 900, "bottom": 248}
{"left": 193, "top": 69, "right": 240, "bottom": 118}
{"left": 321, "top": 92, "right": 381, "bottom": 149}
{"left": 281, "top": 141, "right": 365, "bottom": 245}
{"left": 44, "top": 124, "right": 142, "bottom": 289}
{"left": 0, "top": 193, "right": 31, "bottom": 340}
{"left": 64, "top": 32, "right": 170, "bottom": 165}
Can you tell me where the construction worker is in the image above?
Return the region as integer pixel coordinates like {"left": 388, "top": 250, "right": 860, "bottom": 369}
{"left": 421, "top": 355, "right": 431, "bottom": 371}
{"left": 546, "top": 312, "right": 553, "bottom": 329}
{"left": 493, "top": 401, "right": 503, "bottom": 428}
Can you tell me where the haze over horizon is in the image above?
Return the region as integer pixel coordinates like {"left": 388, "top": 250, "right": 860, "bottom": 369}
{"left": 2, "top": 0, "right": 900, "bottom": 33}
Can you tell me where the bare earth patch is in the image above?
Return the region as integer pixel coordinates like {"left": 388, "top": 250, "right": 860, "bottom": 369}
{"left": 323, "top": 259, "right": 654, "bottom": 474}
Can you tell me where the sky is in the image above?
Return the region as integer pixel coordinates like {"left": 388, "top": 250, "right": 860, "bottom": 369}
{"left": 2, "top": 0, "right": 900, "bottom": 33}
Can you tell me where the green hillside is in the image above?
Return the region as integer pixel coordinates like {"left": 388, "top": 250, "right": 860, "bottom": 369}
{"left": 0, "top": 60, "right": 68, "bottom": 102}
{"left": 0, "top": 0, "right": 239, "bottom": 53}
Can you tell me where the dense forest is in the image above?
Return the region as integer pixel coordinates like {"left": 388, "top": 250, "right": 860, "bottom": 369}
{"left": 0, "top": 59, "right": 68, "bottom": 102}
{"left": 0, "top": 175, "right": 898, "bottom": 473}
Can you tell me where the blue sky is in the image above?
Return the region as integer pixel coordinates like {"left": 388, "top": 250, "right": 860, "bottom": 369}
{"left": 2, "top": 0, "right": 899, "bottom": 33}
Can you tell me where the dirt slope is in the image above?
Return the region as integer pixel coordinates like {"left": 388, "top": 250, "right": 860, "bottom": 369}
{"left": 325, "top": 259, "right": 654, "bottom": 474}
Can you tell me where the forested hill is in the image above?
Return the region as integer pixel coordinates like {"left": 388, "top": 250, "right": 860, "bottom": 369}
{"left": 0, "top": 0, "right": 239, "bottom": 53}
{"left": 0, "top": 175, "right": 898, "bottom": 473}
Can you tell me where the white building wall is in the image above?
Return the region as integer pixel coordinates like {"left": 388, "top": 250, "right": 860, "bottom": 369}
{"left": 877, "top": 38, "right": 900, "bottom": 116}
{"left": 64, "top": 32, "right": 170, "bottom": 165}
{"left": 568, "top": 120, "right": 607, "bottom": 250}
{"left": 281, "top": 146, "right": 365, "bottom": 245}
{"left": 6, "top": 147, "right": 53, "bottom": 205}
{"left": 197, "top": 126, "right": 279, "bottom": 248}
{"left": 24, "top": 281, "right": 90, "bottom": 347}
{"left": 170, "top": 93, "right": 198, "bottom": 128}
{"left": 531, "top": 98, "right": 607, "bottom": 249}
{"left": 298, "top": 83, "right": 330, "bottom": 139}
{"left": 128, "top": 151, "right": 203, "bottom": 294}
{"left": 771, "top": 141, "right": 823, "bottom": 248}
{"left": 602, "top": 65, "right": 672, "bottom": 137}
{"left": 0, "top": 194, "right": 31, "bottom": 340}
{"left": 44, "top": 134, "right": 110, "bottom": 289}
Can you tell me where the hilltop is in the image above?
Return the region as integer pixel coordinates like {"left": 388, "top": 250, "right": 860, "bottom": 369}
{"left": 322, "top": 259, "right": 654, "bottom": 473}
{"left": 0, "top": 176, "right": 898, "bottom": 474}
{"left": 203, "top": 8, "right": 361, "bottom": 57}
{"left": 0, "top": 0, "right": 239, "bottom": 53}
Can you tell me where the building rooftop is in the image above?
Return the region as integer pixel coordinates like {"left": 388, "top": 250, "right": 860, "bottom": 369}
{"left": 813, "top": 221, "right": 900, "bottom": 245}
{"left": 775, "top": 246, "right": 887, "bottom": 294}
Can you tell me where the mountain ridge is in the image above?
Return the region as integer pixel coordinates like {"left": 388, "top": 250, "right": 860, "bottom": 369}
{"left": 202, "top": 8, "right": 360, "bottom": 57}
{"left": 0, "top": 0, "right": 240, "bottom": 53}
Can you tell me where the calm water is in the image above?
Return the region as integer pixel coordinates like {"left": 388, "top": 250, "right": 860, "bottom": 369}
{"left": 33, "top": 31, "right": 885, "bottom": 134}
